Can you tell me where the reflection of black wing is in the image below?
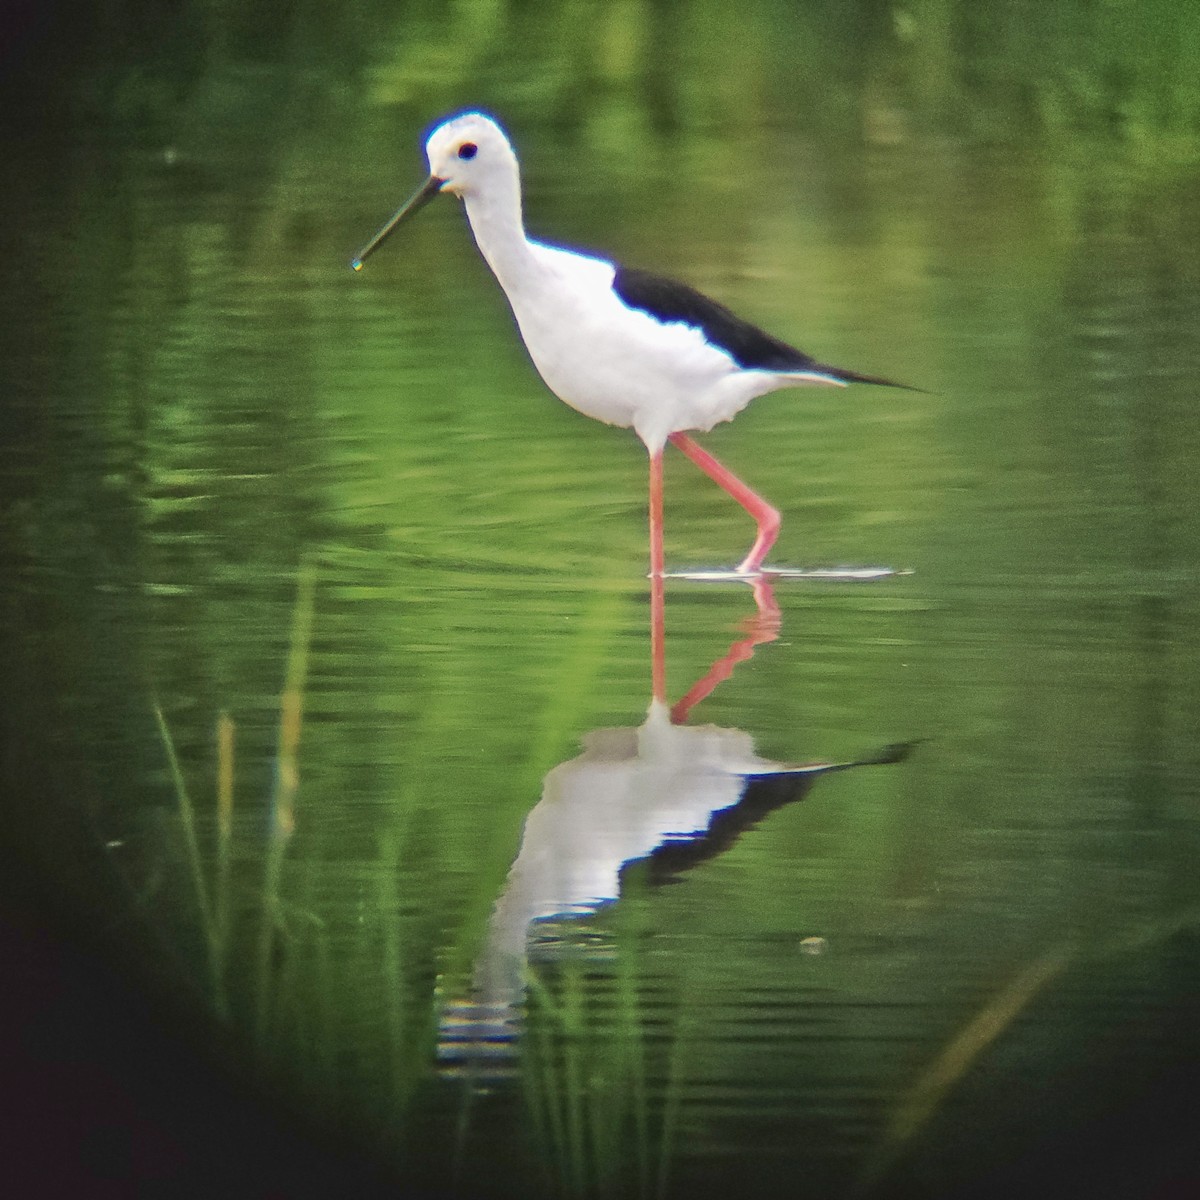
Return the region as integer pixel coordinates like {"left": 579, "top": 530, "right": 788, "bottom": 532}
{"left": 620, "top": 742, "right": 915, "bottom": 888}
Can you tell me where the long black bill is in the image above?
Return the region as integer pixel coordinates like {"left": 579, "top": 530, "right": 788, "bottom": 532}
{"left": 351, "top": 174, "right": 445, "bottom": 271}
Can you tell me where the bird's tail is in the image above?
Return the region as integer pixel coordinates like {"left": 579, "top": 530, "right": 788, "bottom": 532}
{"left": 812, "top": 363, "right": 923, "bottom": 391}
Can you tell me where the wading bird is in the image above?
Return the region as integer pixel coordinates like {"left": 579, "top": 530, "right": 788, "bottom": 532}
{"left": 353, "top": 112, "right": 909, "bottom": 576}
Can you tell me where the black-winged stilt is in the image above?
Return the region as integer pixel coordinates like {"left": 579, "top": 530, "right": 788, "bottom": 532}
{"left": 353, "top": 111, "right": 910, "bottom": 578}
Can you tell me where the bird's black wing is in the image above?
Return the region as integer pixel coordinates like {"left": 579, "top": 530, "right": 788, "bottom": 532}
{"left": 612, "top": 265, "right": 911, "bottom": 388}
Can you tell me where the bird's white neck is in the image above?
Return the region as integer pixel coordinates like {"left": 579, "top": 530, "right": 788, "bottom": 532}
{"left": 461, "top": 175, "right": 540, "bottom": 293}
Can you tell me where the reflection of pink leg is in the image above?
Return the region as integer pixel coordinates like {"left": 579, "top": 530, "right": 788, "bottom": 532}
{"left": 651, "top": 571, "right": 666, "bottom": 704}
{"left": 669, "top": 432, "right": 780, "bottom": 574}
{"left": 649, "top": 450, "right": 666, "bottom": 702}
{"left": 670, "top": 578, "right": 781, "bottom": 724}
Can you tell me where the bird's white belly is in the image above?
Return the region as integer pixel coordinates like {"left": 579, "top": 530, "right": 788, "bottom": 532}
{"left": 502, "top": 247, "right": 767, "bottom": 452}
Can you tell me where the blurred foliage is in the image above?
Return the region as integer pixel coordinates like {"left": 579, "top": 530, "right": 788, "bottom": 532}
{"left": 4, "top": 2, "right": 1200, "bottom": 1197}
{"left": 7, "top": 0, "right": 1200, "bottom": 156}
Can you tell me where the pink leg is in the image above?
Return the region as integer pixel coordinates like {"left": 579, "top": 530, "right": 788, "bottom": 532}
{"left": 649, "top": 448, "right": 665, "bottom": 580}
{"left": 649, "top": 450, "right": 666, "bottom": 703}
{"left": 668, "top": 433, "right": 781, "bottom": 574}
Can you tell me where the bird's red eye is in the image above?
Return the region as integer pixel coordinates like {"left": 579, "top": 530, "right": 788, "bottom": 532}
{"left": 458, "top": 142, "right": 478, "bottom": 160}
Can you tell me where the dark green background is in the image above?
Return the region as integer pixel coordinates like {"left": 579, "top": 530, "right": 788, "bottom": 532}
{"left": 3, "top": 3, "right": 1199, "bottom": 1197}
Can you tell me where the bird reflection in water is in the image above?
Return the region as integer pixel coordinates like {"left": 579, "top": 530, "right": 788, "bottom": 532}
{"left": 439, "top": 577, "right": 911, "bottom": 1071}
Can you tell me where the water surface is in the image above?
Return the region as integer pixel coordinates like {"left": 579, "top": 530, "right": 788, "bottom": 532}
{"left": 4, "top": 5, "right": 1200, "bottom": 1196}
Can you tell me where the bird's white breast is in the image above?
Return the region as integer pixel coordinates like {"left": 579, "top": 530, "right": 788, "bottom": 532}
{"left": 501, "top": 242, "right": 771, "bottom": 452}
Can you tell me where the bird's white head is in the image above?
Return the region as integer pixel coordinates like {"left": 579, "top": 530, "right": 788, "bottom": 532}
{"left": 424, "top": 112, "right": 517, "bottom": 199}
{"left": 351, "top": 111, "right": 519, "bottom": 270}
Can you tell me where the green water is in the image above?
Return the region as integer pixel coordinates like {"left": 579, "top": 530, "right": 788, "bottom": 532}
{"left": 3, "top": 3, "right": 1200, "bottom": 1196}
